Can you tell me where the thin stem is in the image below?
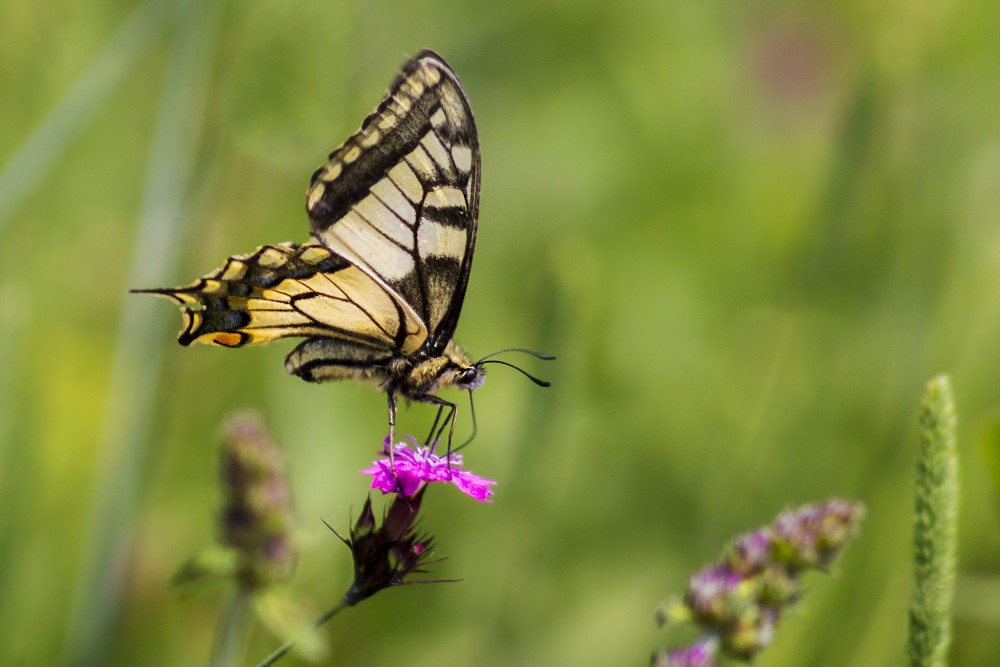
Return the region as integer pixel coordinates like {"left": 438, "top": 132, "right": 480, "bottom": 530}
{"left": 255, "top": 596, "right": 350, "bottom": 667}
{"left": 213, "top": 588, "right": 253, "bottom": 667}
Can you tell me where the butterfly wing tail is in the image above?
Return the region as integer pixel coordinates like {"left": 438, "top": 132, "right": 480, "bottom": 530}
{"left": 131, "top": 243, "right": 351, "bottom": 348}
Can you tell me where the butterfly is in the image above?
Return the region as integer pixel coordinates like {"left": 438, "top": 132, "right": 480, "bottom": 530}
{"left": 136, "top": 50, "right": 550, "bottom": 444}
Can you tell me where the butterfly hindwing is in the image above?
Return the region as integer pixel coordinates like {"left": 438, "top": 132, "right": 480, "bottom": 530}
{"left": 140, "top": 243, "right": 426, "bottom": 352}
{"left": 305, "top": 49, "right": 480, "bottom": 356}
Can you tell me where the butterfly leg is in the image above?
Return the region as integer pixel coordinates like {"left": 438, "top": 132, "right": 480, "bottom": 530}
{"left": 423, "top": 395, "right": 458, "bottom": 469}
{"left": 424, "top": 405, "right": 446, "bottom": 450}
{"left": 387, "top": 392, "right": 398, "bottom": 469}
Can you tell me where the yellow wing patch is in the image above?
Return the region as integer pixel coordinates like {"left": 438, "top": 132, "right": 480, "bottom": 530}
{"left": 137, "top": 244, "right": 426, "bottom": 353}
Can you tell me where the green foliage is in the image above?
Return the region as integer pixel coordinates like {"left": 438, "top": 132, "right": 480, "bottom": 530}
{"left": 3, "top": 1, "right": 1000, "bottom": 665}
{"left": 980, "top": 424, "right": 1000, "bottom": 501}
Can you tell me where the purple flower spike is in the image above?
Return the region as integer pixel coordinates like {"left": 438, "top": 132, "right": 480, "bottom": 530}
{"left": 655, "top": 498, "right": 864, "bottom": 664}
{"left": 728, "top": 529, "right": 773, "bottom": 574}
{"left": 652, "top": 637, "right": 719, "bottom": 667}
{"left": 361, "top": 437, "right": 497, "bottom": 503}
{"left": 686, "top": 564, "right": 754, "bottom": 623}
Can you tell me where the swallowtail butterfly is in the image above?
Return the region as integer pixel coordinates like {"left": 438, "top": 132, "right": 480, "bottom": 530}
{"left": 137, "top": 50, "right": 549, "bottom": 442}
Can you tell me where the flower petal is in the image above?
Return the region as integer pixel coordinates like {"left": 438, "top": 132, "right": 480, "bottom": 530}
{"left": 361, "top": 438, "right": 496, "bottom": 501}
{"left": 450, "top": 470, "right": 496, "bottom": 503}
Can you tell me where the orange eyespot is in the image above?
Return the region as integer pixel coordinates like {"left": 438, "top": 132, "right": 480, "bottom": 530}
{"left": 212, "top": 332, "right": 245, "bottom": 347}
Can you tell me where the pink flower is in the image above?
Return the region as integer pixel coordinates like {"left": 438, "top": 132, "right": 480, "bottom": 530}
{"left": 361, "top": 437, "right": 496, "bottom": 503}
{"left": 653, "top": 638, "right": 719, "bottom": 667}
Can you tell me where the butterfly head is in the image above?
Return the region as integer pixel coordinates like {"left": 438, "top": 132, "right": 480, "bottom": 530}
{"left": 456, "top": 364, "right": 487, "bottom": 391}
{"left": 441, "top": 341, "right": 487, "bottom": 392}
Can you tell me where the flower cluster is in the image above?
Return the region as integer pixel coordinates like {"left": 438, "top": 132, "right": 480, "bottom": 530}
{"left": 172, "top": 413, "right": 328, "bottom": 663}
{"left": 250, "top": 436, "right": 498, "bottom": 665}
{"left": 652, "top": 498, "right": 865, "bottom": 666}
{"left": 217, "top": 412, "right": 296, "bottom": 588}
{"left": 651, "top": 638, "right": 719, "bottom": 667}
{"left": 333, "top": 437, "right": 497, "bottom": 605}
{"left": 335, "top": 490, "right": 436, "bottom": 606}
{"left": 172, "top": 412, "right": 295, "bottom": 591}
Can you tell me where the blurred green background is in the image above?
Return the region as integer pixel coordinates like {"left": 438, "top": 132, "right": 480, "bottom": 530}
{"left": 3, "top": 0, "right": 1000, "bottom": 664}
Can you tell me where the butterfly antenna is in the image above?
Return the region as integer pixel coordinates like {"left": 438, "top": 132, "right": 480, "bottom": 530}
{"left": 477, "top": 359, "right": 551, "bottom": 387}
{"left": 474, "top": 347, "right": 556, "bottom": 364}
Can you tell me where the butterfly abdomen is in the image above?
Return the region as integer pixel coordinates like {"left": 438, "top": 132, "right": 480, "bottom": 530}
{"left": 283, "top": 335, "right": 484, "bottom": 404}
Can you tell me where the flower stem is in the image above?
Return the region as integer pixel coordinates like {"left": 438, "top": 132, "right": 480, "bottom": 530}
{"left": 908, "top": 375, "right": 959, "bottom": 667}
{"left": 213, "top": 588, "right": 252, "bottom": 667}
{"left": 254, "top": 596, "right": 350, "bottom": 667}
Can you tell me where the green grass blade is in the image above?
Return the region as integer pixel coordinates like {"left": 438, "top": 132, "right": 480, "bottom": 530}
{"left": 60, "top": 0, "right": 222, "bottom": 663}
{"left": 0, "top": 0, "right": 172, "bottom": 232}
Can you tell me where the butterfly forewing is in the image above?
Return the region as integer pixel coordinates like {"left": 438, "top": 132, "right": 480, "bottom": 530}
{"left": 305, "top": 50, "right": 480, "bottom": 356}
{"left": 141, "top": 243, "right": 426, "bottom": 351}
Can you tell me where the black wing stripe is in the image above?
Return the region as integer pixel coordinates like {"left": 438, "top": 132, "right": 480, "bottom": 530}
{"left": 306, "top": 50, "right": 479, "bottom": 356}
{"left": 307, "top": 59, "right": 463, "bottom": 224}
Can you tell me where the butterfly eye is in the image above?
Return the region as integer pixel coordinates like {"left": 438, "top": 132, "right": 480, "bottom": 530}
{"left": 457, "top": 367, "right": 483, "bottom": 388}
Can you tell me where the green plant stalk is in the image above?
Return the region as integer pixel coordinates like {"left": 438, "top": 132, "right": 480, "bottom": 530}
{"left": 908, "top": 375, "right": 959, "bottom": 667}
{"left": 0, "top": 0, "right": 172, "bottom": 231}
{"left": 214, "top": 589, "right": 253, "bottom": 667}
{"left": 60, "top": 0, "right": 222, "bottom": 663}
{"left": 255, "top": 596, "right": 350, "bottom": 667}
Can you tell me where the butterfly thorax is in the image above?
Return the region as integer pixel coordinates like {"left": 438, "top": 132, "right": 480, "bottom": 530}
{"left": 385, "top": 340, "right": 485, "bottom": 402}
